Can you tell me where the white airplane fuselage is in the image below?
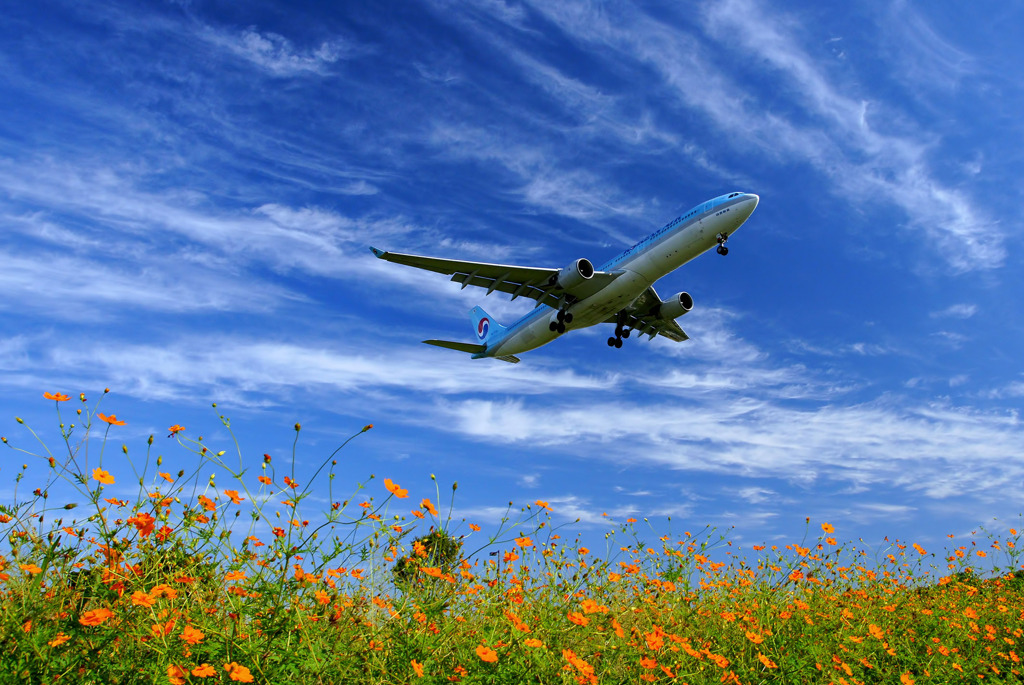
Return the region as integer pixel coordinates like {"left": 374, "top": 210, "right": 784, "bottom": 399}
{"left": 484, "top": 192, "right": 759, "bottom": 357}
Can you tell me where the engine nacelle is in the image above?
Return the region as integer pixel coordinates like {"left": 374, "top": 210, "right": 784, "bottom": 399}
{"left": 656, "top": 292, "right": 694, "bottom": 320}
{"left": 554, "top": 258, "right": 595, "bottom": 291}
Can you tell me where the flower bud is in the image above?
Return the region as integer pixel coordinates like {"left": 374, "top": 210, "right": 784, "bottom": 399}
{"left": 294, "top": 423, "right": 301, "bottom": 432}
{"left": 217, "top": 450, "right": 226, "bottom": 457}
{"left": 148, "top": 435, "right": 153, "bottom": 445}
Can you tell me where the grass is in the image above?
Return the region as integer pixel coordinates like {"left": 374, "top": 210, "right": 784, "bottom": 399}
{"left": 1, "top": 390, "right": 1022, "bottom": 684}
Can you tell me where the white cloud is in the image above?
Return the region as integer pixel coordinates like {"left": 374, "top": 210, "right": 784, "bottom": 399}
{"left": 200, "top": 27, "right": 351, "bottom": 77}
{"left": 930, "top": 303, "right": 978, "bottom": 319}
{"left": 436, "top": 395, "right": 1024, "bottom": 502}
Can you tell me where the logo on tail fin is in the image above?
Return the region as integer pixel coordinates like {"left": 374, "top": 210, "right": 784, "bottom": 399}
{"left": 477, "top": 317, "right": 490, "bottom": 340}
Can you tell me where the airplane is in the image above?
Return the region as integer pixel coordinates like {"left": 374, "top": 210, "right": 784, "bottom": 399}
{"left": 370, "top": 191, "right": 759, "bottom": 363}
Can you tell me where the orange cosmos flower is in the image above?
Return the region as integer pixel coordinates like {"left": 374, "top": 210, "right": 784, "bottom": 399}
{"left": 79, "top": 608, "right": 113, "bottom": 626}
{"left": 181, "top": 625, "right": 205, "bottom": 645}
{"left": 98, "top": 413, "right": 125, "bottom": 426}
{"left": 469, "top": 523, "right": 481, "bottom": 531}
{"left": 150, "top": 584, "right": 178, "bottom": 599}
{"left": 746, "top": 631, "right": 764, "bottom": 645}
{"left": 223, "top": 489, "right": 244, "bottom": 505}
{"left": 192, "top": 664, "right": 217, "bottom": 678}
{"left": 44, "top": 392, "right": 70, "bottom": 401}
{"left": 821, "top": 522, "right": 835, "bottom": 534}
{"left": 869, "top": 624, "right": 885, "bottom": 639}
{"left": 411, "top": 660, "right": 424, "bottom": 677}
{"left": 384, "top": 478, "right": 408, "bottom": 498}
{"left": 257, "top": 475, "right": 272, "bottom": 485}
{"left": 224, "top": 570, "right": 246, "bottom": 581}
{"left": 198, "top": 495, "right": 216, "bottom": 512}
{"left": 568, "top": 612, "right": 589, "bottom": 626}
{"left": 913, "top": 543, "right": 927, "bottom": 555}
{"left": 283, "top": 476, "right": 299, "bottom": 489}
{"left": 515, "top": 536, "right": 534, "bottom": 548}
{"left": 167, "top": 665, "right": 187, "bottom": 685}
{"left": 167, "top": 424, "right": 185, "bottom": 435}
{"left": 91, "top": 468, "right": 115, "bottom": 485}
{"left": 976, "top": 550, "right": 987, "bottom": 557}
{"left": 20, "top": 563, "right": 43, "bottom": 575}
{"left": 475, "top": 645, "right": 498, "bottom": 663}
{"left": 758, "top": 653, "right": 778, "bottom": 669}
{"left": 900, "top": 674, "right": 915, "bottom": 685}
{"left": 524, "top": 638, "right": 545, "bottom": 648}
{"left": 224, "top": 663, "right": 254, "bottom": 683}
{"left": 48, "top": 632, "right": 71, "bottom": 647}
{"left": 421, "top": 498, "right": 439, "bottom": 516}
{"left": 131, "top": 591, "right": 156, "bottom": 608}
{"left": 534, "top": 500, "right": 553, "bottom": 511}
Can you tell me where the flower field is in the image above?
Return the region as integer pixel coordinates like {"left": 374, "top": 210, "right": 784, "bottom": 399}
{"left": 2, "top": 391, "right": 1022, "bottom": 684}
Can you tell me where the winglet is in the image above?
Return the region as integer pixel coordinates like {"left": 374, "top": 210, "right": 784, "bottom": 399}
{"left": 369, "top": 246, "right": 386, "bottom": 258}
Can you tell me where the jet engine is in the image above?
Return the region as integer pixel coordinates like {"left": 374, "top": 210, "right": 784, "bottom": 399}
{"left": 656, "top": 292, "right": 694, "bottom": 320}
{"left": 554, "top": 258, "right": 595, "bottom": 290}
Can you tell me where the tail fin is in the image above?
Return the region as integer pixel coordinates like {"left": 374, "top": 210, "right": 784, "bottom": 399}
{"left": 469, "top": 306, "right": 506, "bottom": 345}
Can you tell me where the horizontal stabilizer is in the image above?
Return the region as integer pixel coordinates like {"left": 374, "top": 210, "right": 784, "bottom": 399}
{"left": 495, "top": 354, "right": 521, "bottom": 364}
{"left": 422, "top": 340, "right": 486, "bottom": 354}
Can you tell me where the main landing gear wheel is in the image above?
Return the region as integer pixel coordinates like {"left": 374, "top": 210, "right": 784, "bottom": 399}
{"left": 555, "top": 309, "right": 573, "bottom": 324}
{"left": 549, "top": 321, "right": 566, "bottom": 333}
{"left": 607, "top": 337, "right": 623, "bottom": 348}
{"left": 717, "top": 245, "right": 729, "bottom": 255}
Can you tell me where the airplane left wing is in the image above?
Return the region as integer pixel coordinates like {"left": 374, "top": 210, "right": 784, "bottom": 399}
{"left": 607, "top": 285, "right": 690, "bottom": 342}
{"left": 370, "top": 247, "right": 621, "bottom": 308}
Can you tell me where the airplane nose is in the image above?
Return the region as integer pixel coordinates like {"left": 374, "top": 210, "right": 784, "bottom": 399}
{"left": 735, "top": 193, "right": 759, "bottom": 223}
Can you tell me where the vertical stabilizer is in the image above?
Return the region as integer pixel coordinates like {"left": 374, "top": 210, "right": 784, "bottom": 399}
{"left": 469, "top": 306, "right": 506, "bottom": 346}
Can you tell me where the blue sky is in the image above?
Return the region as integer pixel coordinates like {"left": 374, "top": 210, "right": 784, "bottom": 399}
{"left": 3, "top": 0, "right": 1023, "bottom": 554}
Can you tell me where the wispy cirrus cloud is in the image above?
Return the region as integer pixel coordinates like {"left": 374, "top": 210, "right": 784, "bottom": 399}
{"left": 437, "top": 394, "right": 1024, "bottom": 502}
{"left": 197, "top": 26, "right": 354, "bottom": 77}
{"left": 517, "top": 0, "right": 1003, "bottom": 272}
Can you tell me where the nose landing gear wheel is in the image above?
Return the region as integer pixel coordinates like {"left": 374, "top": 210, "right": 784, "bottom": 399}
{"left": 716, "top": 232, "right": 730, "bottom": 256}
{"left": 717, "top": 245, "right": 729, "bottom": 255}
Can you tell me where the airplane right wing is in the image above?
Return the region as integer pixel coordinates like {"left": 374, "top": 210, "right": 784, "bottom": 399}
{"left": 604, "top": 285, "right": 690, "bottom": 342}
{"left": 370, "top": 247, "right": 621, "bottom": 308}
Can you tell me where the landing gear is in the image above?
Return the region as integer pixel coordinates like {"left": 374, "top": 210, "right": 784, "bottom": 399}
{"left": 549, "top": 308, "right": 572, "bottom": 334}
{"left": 716, "top": 232, "right": 730, "bottom": 256}
{"left": 608, "top": 313, "right": 629, "bottom": 349}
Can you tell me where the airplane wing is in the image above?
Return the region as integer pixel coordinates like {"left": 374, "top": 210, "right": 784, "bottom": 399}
{"left": 606, "top": 285, "right": 690, "bottom": 342}
{"left": 370, "top": 247, "right": 621, "bottom": 308}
